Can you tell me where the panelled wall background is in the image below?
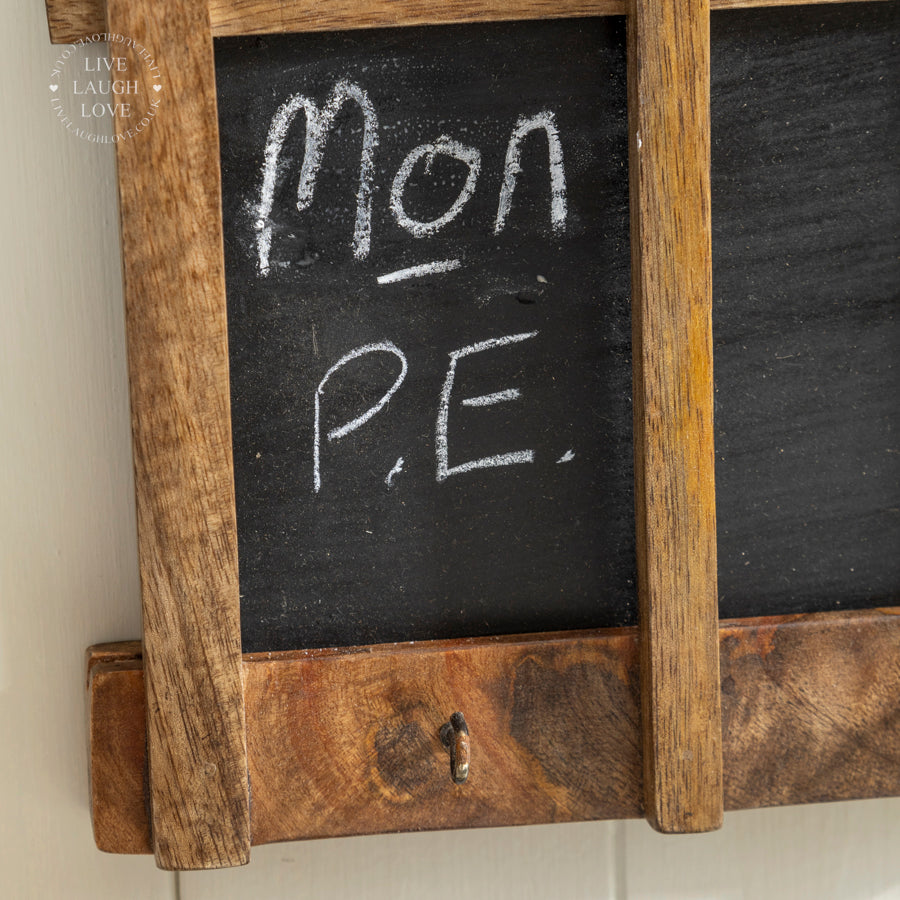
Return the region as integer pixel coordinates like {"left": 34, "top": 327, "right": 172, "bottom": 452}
{"left": 2, "top": 1, "right": 898, "bottom": 896}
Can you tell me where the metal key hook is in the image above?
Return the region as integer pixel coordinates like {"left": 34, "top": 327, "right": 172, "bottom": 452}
{"left": 439, "top": 712, "right": 470, "bottom": 785}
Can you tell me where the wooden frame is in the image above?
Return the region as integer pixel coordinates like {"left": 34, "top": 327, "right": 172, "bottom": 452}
{"left": 45, "top": 0, "right": 878, "bottom": 44}
{"left": 45, "top": 0, "right": 899, "bottom": 871}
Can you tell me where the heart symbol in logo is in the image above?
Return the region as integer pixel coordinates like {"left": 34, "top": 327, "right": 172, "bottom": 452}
{"left": 153, "top": 84, "right": 162, "bottom": 92}
{"left": 49, "top": 84, "right": 58, "bottom": 92}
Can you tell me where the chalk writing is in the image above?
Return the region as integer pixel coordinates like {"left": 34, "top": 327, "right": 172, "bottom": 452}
{"left": 313, "top": 332, "right": 544, "bottom": 491}
{"left": 390, "top": 136, "right": 482, "bottom": 237}
{"left": 461, "top": 388, "right": 521, "bottom": 408}
{"left": 254, "top": 80, "right": 568, "bottom": 278}
{"left": 376, "top": 259, "right": 462, "bottom": 285}
{"left": 251, "top": 78, "right": 589, "bottom": 495}
{"left": 437, "top": 332, "right": 539, "bottom": 482}
{"left": 495, "top": 111, "right": 567, "bottom": 235}
{"left": 385, "top": 456, "right": 405, "bottom": 487}
{"left": 314, "top": 341, "right": 408, "bottom": 493}
{"left": 256, "top": 80, "right": 378, "bottom": 275}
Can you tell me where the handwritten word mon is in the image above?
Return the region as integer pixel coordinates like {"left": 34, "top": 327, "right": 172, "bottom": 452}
{"left": 255, "top": 80, "right": 567, "bottom": 276}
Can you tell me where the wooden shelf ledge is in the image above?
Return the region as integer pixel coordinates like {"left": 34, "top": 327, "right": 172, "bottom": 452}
{"left": 88, "top": 607, "right": 900, "bottom": 854}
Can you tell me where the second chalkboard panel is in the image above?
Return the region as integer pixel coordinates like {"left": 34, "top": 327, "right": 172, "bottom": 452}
{"left": 712, "top": 2, "right": 900, "bottom": 619}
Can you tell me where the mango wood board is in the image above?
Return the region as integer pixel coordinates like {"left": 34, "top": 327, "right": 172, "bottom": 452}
{"left": 44, "top": 0, "right": 889, "bottom": 44}
{"left": 87, "top": 608, "right": 900, "bottom": 853}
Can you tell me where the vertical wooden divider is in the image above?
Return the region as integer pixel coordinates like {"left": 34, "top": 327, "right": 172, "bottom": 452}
{"left": 108, "top": 0, "right": 251, "bottom": 869}
{"left": 627, "top": 0, "right": 724, "bottom": 831}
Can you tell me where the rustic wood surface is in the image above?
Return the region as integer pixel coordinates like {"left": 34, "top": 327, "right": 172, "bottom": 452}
{"left": 209, "top": 0, "right": 619, "bottom": 35}
{"left": 720, "top": 610, "right": 900, "bottom": 810}
{"left": 107, "top": 0, "right": 250, "bottom": 870}
{"left": 89, "top": 661, "right": 151, "bottom": 855}
{"left": 45, "top": 0, "right": 891, "bottom": 43}
{"left": 87, "top": 609, "right": 900, "bottom": 853}
{"left": 627, "top": 0, "right": 723, "bottom": 833}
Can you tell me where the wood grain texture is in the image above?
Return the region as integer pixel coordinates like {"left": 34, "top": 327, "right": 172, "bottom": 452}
{"left": 44, "top": 0, "right": 105, "bottom": 44}
{"left": 627, "top": 0, "right": 722, "bottom": 833}
{"left": 87, "top": 609, "right": 900, "bottom": 852}
{"left": 89, "top": 661, "right": 152, "bottom": 855}
{"left": 44, "top": 0, "right": 893, "bottom": 43}
{"left": 721, "top": 611, "right": 900, "bottom": 809}
{"left": 208, "top": 0, "right": 620, "bottom": 36}
{"left": 107, "top": 0, "right": 250, "bottom": 870}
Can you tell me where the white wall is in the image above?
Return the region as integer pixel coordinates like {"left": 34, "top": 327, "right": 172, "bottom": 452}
{"left": 2, "top": 2, "right": 898, "bottom": 897}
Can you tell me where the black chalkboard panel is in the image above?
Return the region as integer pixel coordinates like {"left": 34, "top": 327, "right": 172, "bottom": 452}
{"left": 217, "top": 5, "right": 898, "bottom": 653}
{"left": 712, "top": 3, "right": 900, "bottom": 618}
{"left": 215, "top": 19, "right": 635, "bottom": 652}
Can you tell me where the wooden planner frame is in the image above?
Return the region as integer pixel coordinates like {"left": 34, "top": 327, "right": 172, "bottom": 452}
{"left": 45, "top": 0, "right": 899, "bottom": 871}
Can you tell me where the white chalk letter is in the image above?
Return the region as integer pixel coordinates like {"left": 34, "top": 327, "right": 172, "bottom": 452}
{"left": 436, "top": 332, "right": 538, "bottom": 482}
{"left": 385, "top": 456, "right": 405, "bottom": 488}
{"left": 256, "top": 80, "right": 379, "bottom": 274}
{"left": 314, "top": 341, "right": 408, "bottom": 493}
{"left": 494, "top": 111, "right": 567, "bottom": 235}
{"left": 390, "top": 135, "right": 481, "bottom": 238}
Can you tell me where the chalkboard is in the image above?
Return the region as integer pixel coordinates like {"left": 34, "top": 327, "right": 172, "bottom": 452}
{"left": 215, "top": 18, "right": 636, "bottom": 652}
{"left": 217, "top": 4, "right": 898, "bottom": 654}
{"left": 712, "top": 2, "right": 900, "bottom": 618}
